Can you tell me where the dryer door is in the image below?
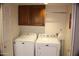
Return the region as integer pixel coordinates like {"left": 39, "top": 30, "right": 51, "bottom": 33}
{"left": 37, "top": 45, "right": 58, "bottom": 56}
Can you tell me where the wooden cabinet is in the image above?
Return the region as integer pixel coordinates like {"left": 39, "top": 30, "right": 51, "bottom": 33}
{"left": 18, "top": 5, "right": 45, "bottom": 26}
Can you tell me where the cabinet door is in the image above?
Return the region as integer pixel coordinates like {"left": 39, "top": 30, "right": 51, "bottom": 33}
{"left": 18, "top": 5, "right": 45, "bottom": 26}
{"left": 18, "top": 6, "right": 31, "bottom": 25}
{"left": 31, "top": 5, "right": 45, "bottom": 26}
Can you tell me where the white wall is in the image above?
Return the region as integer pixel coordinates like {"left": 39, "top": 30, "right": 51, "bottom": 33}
{"left": 46, "top": 4, "right": 68, "bottom": 12}
{"left": 45, "top": 13, "right": 67, "bottom": 35}
{"left": 20, "top": 26, "right": 45, "bottom": 34}
{"left": 45, "top": 4, "right": 67, "bottom": 37}
{"left": 2, "top": 4, "right": 20, "bottom": 56}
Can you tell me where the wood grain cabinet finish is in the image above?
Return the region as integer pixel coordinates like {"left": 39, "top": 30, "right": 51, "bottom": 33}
{"left": 18, "top": 5, "right": 45, "bottom": 26}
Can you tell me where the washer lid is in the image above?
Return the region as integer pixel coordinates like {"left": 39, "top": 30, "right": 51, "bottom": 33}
{"left": 15, "top": 35, "right": 37, "bottom": 42}
{"left": 37, "top": 37, "right": 60, "bottom": 44}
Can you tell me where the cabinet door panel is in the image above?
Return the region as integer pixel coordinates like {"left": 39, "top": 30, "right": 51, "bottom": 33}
{"left": 18, "top": 6, "right": 30, "bottom": 25}
{"left": 31, "top": 5, "right": 45, "bottom": 26}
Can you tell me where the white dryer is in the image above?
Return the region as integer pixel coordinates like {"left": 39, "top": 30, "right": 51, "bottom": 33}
{"left": 14, "top": 33, "right": 37, "bottom": 56}
{"left": 35, "top": 34, "right": 60, "bottom": 56}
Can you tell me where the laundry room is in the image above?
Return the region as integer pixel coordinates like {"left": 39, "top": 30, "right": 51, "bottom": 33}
{"left": 0, "top": 3, "right": 72, "bottom": 56}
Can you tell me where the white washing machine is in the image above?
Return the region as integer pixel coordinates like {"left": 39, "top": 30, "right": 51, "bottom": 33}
{"left": 35, "top": 34, "right": 60, "bottom": 56}
{"left": 14, "top": 33, "right": 37, "bottom": 56}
